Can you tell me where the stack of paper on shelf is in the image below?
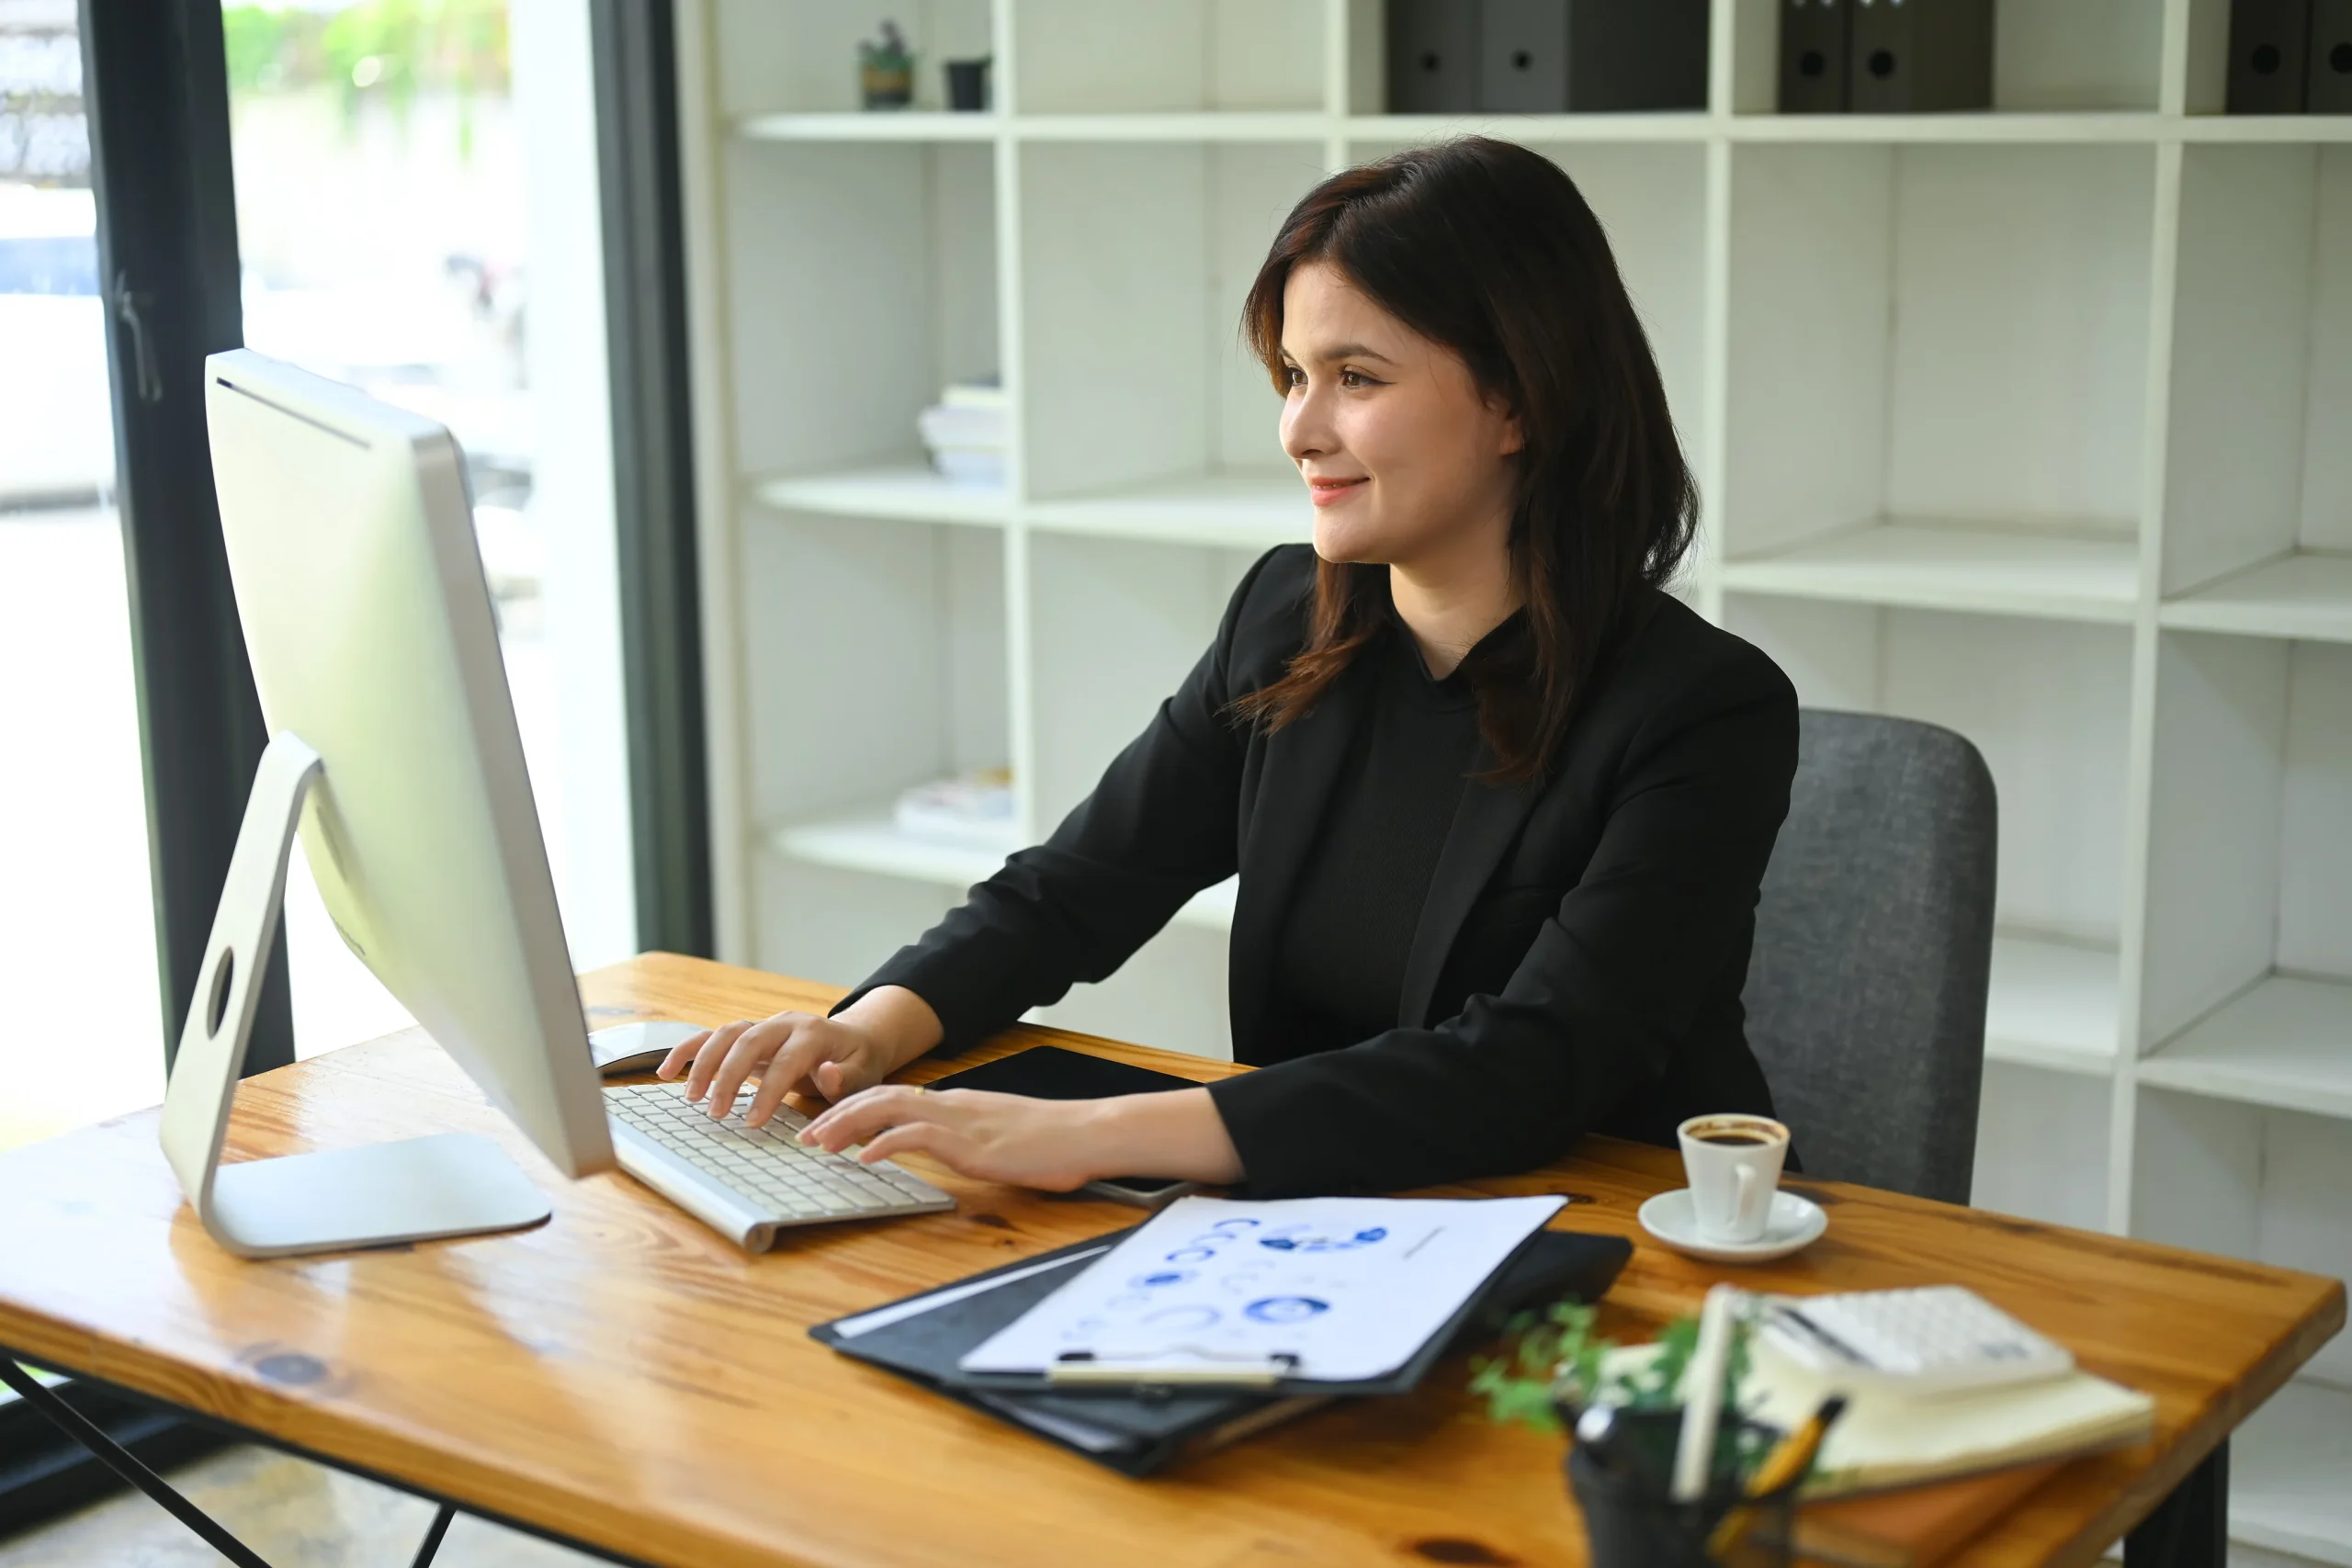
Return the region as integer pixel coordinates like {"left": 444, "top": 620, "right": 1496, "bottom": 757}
{"left": 918, "top": 377, "right": 1006, "bottom": 485}
{"left": 894, "top": 768, "right": 1013, "bottom": 850}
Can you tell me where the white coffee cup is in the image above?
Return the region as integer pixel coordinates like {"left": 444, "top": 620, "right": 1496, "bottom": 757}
{"left": 1676, "top": 1113, "right": 1791, "bottom": 1244}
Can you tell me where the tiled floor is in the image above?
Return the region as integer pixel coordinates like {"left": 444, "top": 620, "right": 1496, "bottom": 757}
{"left": 0, "top": 1445, "right": 603, "bottom": 1567}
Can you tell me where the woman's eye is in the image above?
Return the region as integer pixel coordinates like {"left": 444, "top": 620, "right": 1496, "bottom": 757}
{"left": 1340, "top": 369, "right": 1374, "bottom": 389}
{"left": 1280, "top": 365, "right": 1306, "bottom": 389}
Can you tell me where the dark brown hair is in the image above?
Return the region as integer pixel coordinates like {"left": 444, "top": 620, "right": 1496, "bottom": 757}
{"left": 1233, "top": 137, "right": 1697, "bottom": 784}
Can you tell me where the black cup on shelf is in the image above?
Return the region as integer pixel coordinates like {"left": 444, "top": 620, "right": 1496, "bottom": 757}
{"left": 945, "top": 57, "right": 990, "bottom": 111}
{"left": 1563, "top": 1405, "right": 1800, "bottom": 1568}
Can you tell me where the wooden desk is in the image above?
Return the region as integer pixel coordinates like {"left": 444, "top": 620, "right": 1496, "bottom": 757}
{"left": 0, "top": 953, "right": 2339, "bottom": 1567}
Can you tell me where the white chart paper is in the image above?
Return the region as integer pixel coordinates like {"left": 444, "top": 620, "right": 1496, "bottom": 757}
{"left": 957, "top": 1193, "right": 1566, "bottom": 1383}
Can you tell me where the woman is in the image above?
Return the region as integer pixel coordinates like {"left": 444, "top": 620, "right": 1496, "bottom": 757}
{"left": 660, "top": 137, "right": 1798, "bottom": 1198}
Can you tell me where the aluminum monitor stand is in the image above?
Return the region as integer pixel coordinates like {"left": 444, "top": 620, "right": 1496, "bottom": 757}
{"left": 157, "top": 732, "right": 551, "bottom": 1258}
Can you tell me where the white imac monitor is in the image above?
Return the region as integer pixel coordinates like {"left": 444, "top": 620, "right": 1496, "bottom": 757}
{"left": 159, "top": 348, "right": 614, "bottom": 1258}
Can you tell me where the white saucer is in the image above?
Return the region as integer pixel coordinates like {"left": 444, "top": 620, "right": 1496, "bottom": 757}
{"left": 1637, "top": 1189, "right": 1827, "bottom": 1264}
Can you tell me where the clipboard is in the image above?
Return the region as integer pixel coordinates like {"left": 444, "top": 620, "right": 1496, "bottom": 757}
{"left": 944, "top": 1195, "right": 1573, "bottom": 1394}
{"left": 809, "top": 1224, "right": 1630, "bottom": 1476}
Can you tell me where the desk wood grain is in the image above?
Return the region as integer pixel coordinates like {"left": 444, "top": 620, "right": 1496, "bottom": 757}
{"left": 0, "top": 953, "right": 2338, "bottom": 1568}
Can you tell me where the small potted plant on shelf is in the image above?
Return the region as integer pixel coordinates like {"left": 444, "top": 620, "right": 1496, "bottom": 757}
{"left": 859, "top": 20, "right": 915, "bottom": 110}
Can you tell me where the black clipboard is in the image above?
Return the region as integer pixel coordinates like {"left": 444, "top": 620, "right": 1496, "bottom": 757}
{"left": 809, "top": 1224, "right": 1629, "bottom": 1476}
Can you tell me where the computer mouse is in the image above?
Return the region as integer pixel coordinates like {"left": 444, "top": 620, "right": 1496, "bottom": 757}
{"left": 589, "top": 1019, "right": 709, "bottom": 1077}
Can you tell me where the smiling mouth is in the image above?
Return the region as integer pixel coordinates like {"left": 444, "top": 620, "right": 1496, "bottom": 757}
{"left": 1306, "top": 477, "right": 1367, "bottom": 506}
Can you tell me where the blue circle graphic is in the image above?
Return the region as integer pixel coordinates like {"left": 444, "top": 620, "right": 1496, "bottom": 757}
{"left": 1133, "top": 1270, "right": 1193, "bottom": 1289}
{"left": 1244, "top": 1296, "right": 1329, "bottom": 1325}
{"left": 1164, "top": 1247, "right": 1216, "bottom": 1264}
{"left": 1259, "top": 1225, "right": 1388, "bottom": 1254}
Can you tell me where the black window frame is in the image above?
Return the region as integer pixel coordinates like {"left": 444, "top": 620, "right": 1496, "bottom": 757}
{"left": 591, "top": 0, "right": 713, "bottom": 960}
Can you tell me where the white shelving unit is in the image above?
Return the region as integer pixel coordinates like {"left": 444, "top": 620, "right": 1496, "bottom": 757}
{"left": 771, "top": 803, "right": 1238, "bottom": 932}
{"left": 1717, "top": 519, "right": 2144, "bottom": 625}
{"left": 671, "top": 3, "right": 2350, "bottom": 1558}
{"left": 1984, "top": 934, "right": 2124, "bottom": 1077}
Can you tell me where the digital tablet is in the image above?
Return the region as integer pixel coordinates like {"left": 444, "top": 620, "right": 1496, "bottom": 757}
{"left": 925, "top": 1046, "right": 1207, "bottom": 1209}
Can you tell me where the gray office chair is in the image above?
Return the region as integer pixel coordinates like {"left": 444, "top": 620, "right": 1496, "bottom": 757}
{"left": 1740, "top": 710, "right": 1997, "bottom": 1206}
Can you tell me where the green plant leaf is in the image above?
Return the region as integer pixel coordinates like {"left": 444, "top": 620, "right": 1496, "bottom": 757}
{"left": 1470, "top": 1295, "right": 1777, "bottom": 1493}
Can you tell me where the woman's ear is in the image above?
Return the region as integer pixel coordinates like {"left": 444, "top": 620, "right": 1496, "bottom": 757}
{"left": 1478, "top": 380, "right": 1525, "bottom": 457}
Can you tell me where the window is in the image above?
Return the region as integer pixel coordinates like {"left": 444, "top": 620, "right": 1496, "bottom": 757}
{"left": 222, "top": 0, "right": 635, "bottom": 1055}
{"left": 0, "top": 0, "right": 166, "bottom": 1154}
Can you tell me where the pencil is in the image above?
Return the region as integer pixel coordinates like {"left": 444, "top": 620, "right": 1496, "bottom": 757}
{"left": 1706, "top": 1393, "right": 1849, "bottom": 1559}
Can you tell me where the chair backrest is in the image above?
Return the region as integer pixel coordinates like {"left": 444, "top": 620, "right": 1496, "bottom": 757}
{"left": 1741, "top": 710, "right": 1997, "bottom": 1205}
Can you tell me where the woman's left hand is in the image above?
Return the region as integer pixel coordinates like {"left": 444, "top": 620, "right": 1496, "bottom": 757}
{"left": 797, "top": 1086, "right": 1108, "bottom": 1190}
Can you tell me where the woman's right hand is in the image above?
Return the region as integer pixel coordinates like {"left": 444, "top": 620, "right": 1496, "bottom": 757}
{"left": 654, "top": 987, "right": 942, "bottom": 1130}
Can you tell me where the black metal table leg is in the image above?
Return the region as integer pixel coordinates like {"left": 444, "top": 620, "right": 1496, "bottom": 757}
{"left": 0, "top": 1357, "right": 277, "bottom": 1567}
{"left": 412, "top": 1500, "right": 458, "bottom": 1566}
{"left": 2125, "top": 1439, "right": 2228, "bottom": 1568}
{"left": 3, "top": 1358, "right": 460, "bottom": 1567}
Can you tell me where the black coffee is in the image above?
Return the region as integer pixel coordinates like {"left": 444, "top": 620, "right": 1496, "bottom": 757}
{"left": 1692, "top": 1129, "right": 1775, "bottom": 1145}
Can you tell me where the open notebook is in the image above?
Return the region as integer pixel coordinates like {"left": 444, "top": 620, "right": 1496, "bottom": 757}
{"left": 1606, "top": 1332, "right": 2153, "bottom": 1498}
{"left": 1600, "top": 1329, "right": 2154, "bottom": 1565}
{"left": 1738, "top": 1335, "right": 2154, "bottom": 1498}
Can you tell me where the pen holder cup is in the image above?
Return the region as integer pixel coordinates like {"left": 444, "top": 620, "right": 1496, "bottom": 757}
{"left": 1565, "top": 1409, "right": 1799, "bottom": 1568}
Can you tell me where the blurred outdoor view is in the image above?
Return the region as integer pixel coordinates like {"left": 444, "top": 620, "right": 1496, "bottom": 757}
{"left": 0, "top": 0, "right": 159, "bottom": 1150}
{"left": 226, "top": 0, "right": 548, "bottom": 1071}
{"left": 0, "top": 0, "right": 620, "bottom": 1153}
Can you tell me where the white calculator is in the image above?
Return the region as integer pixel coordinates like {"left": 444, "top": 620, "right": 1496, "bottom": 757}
{"left": 1759, "top": 1285, "right": 2075, "bottom": 1396}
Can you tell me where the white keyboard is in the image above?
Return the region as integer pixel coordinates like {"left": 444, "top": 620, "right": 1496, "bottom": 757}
{"left": 605, "top": 1083, "right": 952, "bottom": 1252}
{"left": 1760, "top": 1286, "right": 2075, "bottom": 1396}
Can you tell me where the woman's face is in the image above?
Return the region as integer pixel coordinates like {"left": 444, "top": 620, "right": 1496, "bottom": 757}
{"left": 1277, "top": 260, "right": 1522, "bottom": 570}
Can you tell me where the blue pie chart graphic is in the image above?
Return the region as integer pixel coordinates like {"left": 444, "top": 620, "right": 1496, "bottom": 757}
{"left": 1259, "top": 1226, "right": 1387, "bottom": 1254}
{"left": 1243, "top": 1295, "right": 1329, "bottom": 1325}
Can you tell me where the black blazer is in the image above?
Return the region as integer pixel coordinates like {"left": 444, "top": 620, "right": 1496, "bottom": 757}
{"left": 840, "top": 544, "right": 1799, "bottom": 1197}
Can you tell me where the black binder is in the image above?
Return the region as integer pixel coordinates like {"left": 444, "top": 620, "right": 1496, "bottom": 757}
{"left": 2227, "top": 0, "right": 2312, "bottom": 112}
{"left": 810, "top": 1225, "right": 1631, "bottom": 1477}
{"left": 1476, "top": 0, "right": 1709, "bottom": 114}
{"left": 2309, "top": 0, "right": 2352, "bottom": 111}
{"left": 1848, "top": 0, "right": 1993, "bottom": 114}
{"left": 1780, "top": 0, "right": 1851, "bottom": 113}
{"left": 1479, "top": 0, "right": 1572, "bottom": 111}
{"left": 1560, "top": 0, "right": 1711, "bottom": 111}
{"left": 1388, "top": 0, "right": 1482, "bottom": 113}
